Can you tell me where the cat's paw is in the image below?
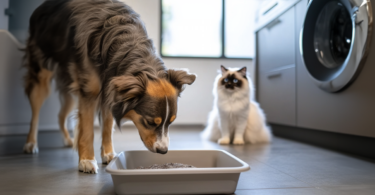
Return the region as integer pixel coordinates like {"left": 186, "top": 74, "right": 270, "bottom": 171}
{"left": 79, "top": 159, "right": 98, "bottom": 174}
{"left": 63, "top": 137, "right": 74, "bottom": 147}
{"left": 233, "top": 137, "right": 245, "bottom": 145}
{"left": 23, "top": 142, "right": 39, "bottom": 154}
{"left": 218, "top": 137, "right": 230, "bottom": 145}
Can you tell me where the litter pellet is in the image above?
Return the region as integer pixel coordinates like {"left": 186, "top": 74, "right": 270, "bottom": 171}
{"left": 136, "top": 162, "right": 196, "bottom": 169}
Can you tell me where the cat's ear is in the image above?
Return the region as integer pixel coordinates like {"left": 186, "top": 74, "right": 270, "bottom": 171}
{"left": 238, "top": 66, "right": 247, "bottom": 77}
{"left": 221, "top": 65, "right": 228, "bottom": 75}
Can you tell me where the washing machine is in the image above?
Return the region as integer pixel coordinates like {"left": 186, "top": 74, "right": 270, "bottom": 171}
{"left": 299, "top": 0, "right": 375, "bottom": 137}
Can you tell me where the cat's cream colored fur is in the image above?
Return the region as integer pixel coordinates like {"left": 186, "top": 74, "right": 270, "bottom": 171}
{"left": 201, "top": 66, "right": 272, "bottom": 144}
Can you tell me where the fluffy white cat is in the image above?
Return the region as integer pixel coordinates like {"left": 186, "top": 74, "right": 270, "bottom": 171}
{"left": 201, "top": 65, "right": 272, "bottom": 145}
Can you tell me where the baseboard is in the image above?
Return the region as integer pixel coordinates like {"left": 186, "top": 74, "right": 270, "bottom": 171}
{"left": 0, "top": 124, "right": 204, "bottom": 156}
{"left": 0, "top": 124, "right": 61, "bottom": 136}
{"left": 271, "top": 124, "right": 375, "bottom": 159}
{"left": 0, "top": 130, "right": 72, "bottom": 156}
{"left": 116, "top": 123, "right": 205, "bottom": 131}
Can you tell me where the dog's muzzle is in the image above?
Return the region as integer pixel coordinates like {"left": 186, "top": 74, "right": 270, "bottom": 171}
{"left": 153, "top": 135, "right": 169, "bottom": 154}
{"left": 156, "top": 148, "right": 168, "bottom": 154}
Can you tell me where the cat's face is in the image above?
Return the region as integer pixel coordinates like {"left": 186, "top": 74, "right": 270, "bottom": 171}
{"left": 219, "top": 65, "right": 247, "bottom": 92}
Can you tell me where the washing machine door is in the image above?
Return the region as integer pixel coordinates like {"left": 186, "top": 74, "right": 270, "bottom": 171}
{"left": 301, "top": 0, "right": 373, "bottom": 92}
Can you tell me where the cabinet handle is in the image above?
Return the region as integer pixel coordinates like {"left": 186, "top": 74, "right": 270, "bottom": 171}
{"left": 266, "top": 64, "right": 295, "bottom": 79}
{"left": 267, "top": 19, "right": 281, "bottom": 30}
{"left": 5, "top": 8, "right": 14, "bottom": 16}
{"left": 267, "top": 71, "right": 281, "bottom": 78}
{"left": 262, "top": 1, "right": 279, "bottom": 16}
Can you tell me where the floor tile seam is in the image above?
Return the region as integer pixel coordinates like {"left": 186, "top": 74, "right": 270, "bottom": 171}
{"left": 260, "top": 162, "right": 375, "bottom": 183}
{"left": 235, "top": 186, "right": 320, "bottom": 191}
{"left": 258, "top": 162, "right": 318, "bottom": 187}
{"left": 245, "top": 157, "right": 273, "bottom": 166}
{"left": 319, "top": 185, "right": 375, "bottom": 190}
{"left": 239, "top": 157, "right": 290, "bottom": 174}
{"left": 314, "top": 184, "right": 375, "bottom": 189}
{"left": 257, "top": 165, "right": 375, "bottom": 190}
{"left": 237, "top": 156, "right": 317, "bottom": 183}
{"left": 314, "top": 186, "right": 356, "bottom": 194}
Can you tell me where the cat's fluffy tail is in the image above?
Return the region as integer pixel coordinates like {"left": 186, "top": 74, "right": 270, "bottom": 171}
{"left": 244, "top": 101, "right": 272, "bottom": 144}
{"left": 201, "top": 108, "right": 221, "bottom": 142}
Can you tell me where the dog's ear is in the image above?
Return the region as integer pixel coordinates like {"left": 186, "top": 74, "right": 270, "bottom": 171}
{"left": 106, "top": 74, "right": 147, "bottom": 127}
{"left": 167, "top": 69, "right": 196, "bottom": 95}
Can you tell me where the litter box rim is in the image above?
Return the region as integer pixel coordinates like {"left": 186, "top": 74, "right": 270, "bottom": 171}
{"left": 105, "top": 149, "right": 250, "bottom": 175}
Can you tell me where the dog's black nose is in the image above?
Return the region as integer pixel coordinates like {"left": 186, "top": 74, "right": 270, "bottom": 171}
{"left": 156, "top": 148, "right": 168, "bottom": 154}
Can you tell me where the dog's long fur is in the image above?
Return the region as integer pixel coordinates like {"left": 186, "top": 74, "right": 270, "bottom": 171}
{"left": 23, "top": 0, "right": 195, "bottom": 173}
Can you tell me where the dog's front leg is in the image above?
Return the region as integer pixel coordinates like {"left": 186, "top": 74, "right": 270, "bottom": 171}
{"left": 77, "top": 96, "right": 98, "bottom": 174}
{"left": 101, "top": 109, "right": 116, "bottom": 164}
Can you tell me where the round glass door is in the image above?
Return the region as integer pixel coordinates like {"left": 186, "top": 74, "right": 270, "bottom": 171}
{"left": 314, "top": 1, "right": 352, "bottom": 69}
{"left": 301, "top": 0, "right": 372, "bottom": 92}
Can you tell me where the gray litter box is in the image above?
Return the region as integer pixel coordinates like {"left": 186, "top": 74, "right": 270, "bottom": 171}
{"left": 106, "top": 150, "right": 250, "bottom": 195}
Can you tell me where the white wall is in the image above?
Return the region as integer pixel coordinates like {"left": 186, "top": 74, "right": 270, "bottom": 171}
{"left": 122, "top": 0, "right": 254, "bottom": 125}
{"left": 0, "top": 0, "right": 8, "bottom": 30}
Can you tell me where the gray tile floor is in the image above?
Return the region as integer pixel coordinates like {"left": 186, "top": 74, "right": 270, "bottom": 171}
{"left": 1, "top": 126, "right": 375, "bottom": 195}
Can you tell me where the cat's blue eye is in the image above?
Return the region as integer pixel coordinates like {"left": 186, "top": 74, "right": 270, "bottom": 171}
{"left": 224, "top": 78, "right": 228, "bottom": 82}
{"left": 233, "top": 79, "right": 238, "bottom": 83}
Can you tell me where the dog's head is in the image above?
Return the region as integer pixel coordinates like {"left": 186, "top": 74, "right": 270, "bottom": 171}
{"left": 107, "top": 69, "right": 196, "bottom": 154}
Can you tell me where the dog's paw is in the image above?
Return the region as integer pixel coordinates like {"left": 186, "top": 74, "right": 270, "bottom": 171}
{"left": 233, "top": 137, "right": 245, "bottom": 145}
{"left": 101, "top": 153, "right": 116, "bottom": 164}
{"left": 79, "top": 159, "right": 98, "bottom": 174}
{"left": 63, "top": 137, "right": 74, "bottom": 147}
{"left": 218, "top": 137, "right": 230, "bottom": 145}
{"left": 23, "top": 142, "right": 39, "bottom": 154}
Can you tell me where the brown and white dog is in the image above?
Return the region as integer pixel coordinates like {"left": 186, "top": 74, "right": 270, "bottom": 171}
{"left": 23, "top": 0, "right": 196, "bottom": 173}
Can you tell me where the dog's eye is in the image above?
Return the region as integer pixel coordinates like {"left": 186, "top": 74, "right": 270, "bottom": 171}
{"left": 144, "top": 119, "right": 157, "bottom": 127}
{"left": 233, "top": 79, "right": 238, "bottom": 83}
{"left": 224, "top": 78, "right": 228, "bottom": 82}
{"left": 147, "top": 120, "right": 157, "bottom": 126}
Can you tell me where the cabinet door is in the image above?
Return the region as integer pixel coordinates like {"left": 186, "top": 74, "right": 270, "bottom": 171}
{"left": 0, "top": 1, "right": 9, "bottom": 30}
{"left": 258, "top": 7, "right": 295, "bottom": 74}
{"left": 258, "top": 65, "right": 296, "bottom": 126}
{"left": 0, "top": 31, "right": 60, "bottom": 134}
{"left": 256, "top": 7, "right": 296, "bottom": 126}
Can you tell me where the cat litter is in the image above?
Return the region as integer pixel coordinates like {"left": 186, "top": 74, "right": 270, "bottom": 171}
{"left": 136, "top": 162, "right": 195, "bottom": 169}
{"left": 106, "top": 150, "right": 250, "bottom": 195}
